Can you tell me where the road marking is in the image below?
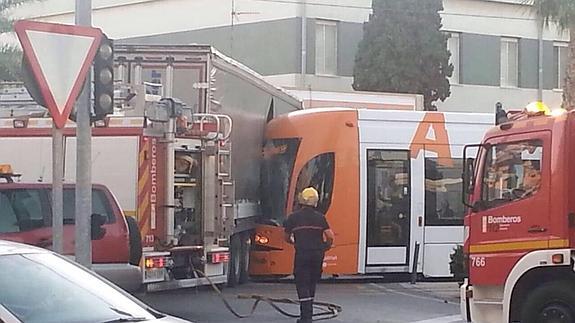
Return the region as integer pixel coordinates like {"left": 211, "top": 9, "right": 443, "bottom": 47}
{"left": 369, "top": 283, "right": 456, "bottom": 304}
{"left": 410, "top": 314, "right": 462, "bottom": 323}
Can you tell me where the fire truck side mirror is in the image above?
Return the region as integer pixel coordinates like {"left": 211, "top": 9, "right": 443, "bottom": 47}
{"left": 462, "top": 144, "right": 482, "bottom": 208}
{"left": 463, "top": 158, "right": 475, "bottom": 194}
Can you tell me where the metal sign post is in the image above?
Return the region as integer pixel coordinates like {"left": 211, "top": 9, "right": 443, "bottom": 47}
{"left": 52, "top": 127, "right": 64, "bottom": 253}
{"left": 15, "top": 17, "right": 102, "bottom": 267}
{"left": 75, "top": 0, "right": 93, "bottom": 268}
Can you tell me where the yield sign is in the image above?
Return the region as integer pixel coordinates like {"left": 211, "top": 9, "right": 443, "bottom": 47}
{"left": 15, "top": 20, "right": 103, "bottom": 128}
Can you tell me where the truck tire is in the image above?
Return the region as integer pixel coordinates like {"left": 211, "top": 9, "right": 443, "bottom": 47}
{"left": 238, "top": 231, "right": 251, "bottom": 284}
{"left": 520, "top": 281, "right": 575, "bottom": 323}
{"left": 227, "top": 234, "right": 242, "bottom": 287}
{"left": 125, "top": 216, "right": 142, "bottom": 266}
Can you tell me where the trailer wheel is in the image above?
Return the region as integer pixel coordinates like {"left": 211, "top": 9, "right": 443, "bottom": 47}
{"left": 238, "top": 231, "right": 252, "bottom": 284}
{"left": 125, "top": 216, "right": 142, "bottom": 266}
{"left": 520, "top": 281, "right": 575, "bottom": 323}
{"left": 227, "top": 234, "right": 242, "bottom": 287}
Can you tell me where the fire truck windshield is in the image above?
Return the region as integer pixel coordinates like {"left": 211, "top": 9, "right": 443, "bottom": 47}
{"left": 481, "top": 140, "right": 543, "bottom": 207}
{"left": 260, "top": 138, "right": 301, "bottom": 224}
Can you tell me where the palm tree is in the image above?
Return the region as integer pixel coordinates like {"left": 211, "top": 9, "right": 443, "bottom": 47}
{"left": 0, "top": 0, "right": 36, "bottom": 81}
{"left": 531, "top": 0, "right": 575, "bottom": 109}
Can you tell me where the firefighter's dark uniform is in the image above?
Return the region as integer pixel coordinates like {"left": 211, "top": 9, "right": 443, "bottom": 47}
{"left": 283, "top": 206, "right": 330, "bottom": 323}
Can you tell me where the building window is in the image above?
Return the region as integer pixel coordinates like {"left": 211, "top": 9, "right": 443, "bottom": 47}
{"left": 500, "top": 38, "right": 518, "bottom": 87}
{"left": 315, "top": 20, "right": 338, "bottom": 75}
{"left": 554, "top": 43, "right": 568, "bottom": 90}
{"left": 447, "top": 33, "right": 460, "bottom": 84}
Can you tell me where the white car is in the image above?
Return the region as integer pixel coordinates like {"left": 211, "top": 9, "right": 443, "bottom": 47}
{"left": 0, "top": 240, "right": 192, "bottom": 323}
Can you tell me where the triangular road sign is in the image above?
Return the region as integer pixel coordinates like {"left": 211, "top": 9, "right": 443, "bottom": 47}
{"left": 15, "top": 20, "right": 103, "bottom": 128}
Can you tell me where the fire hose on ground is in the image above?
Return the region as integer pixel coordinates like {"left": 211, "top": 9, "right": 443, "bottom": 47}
{"left": 193, "top": 269, "right": 343, "bottom": 321}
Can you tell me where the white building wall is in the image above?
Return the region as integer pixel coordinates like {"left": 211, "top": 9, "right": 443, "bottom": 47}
{"left": 10, "top": 0, "right": 567, "bottom": 39}
{"left": 11, "top": 0, "right": 300, "bottom": 39}
{"left": 442, "top": 0, "right": 568, "bottom": 41}
{"left": 5, "top": 0, "right": 570, "bottom": 113}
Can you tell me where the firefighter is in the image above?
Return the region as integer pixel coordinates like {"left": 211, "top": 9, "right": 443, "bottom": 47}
{"left": 283, "top": 187, "right": 335, "bottom": 323}
{"left": 519, "top": 160, "right": 541, "bottom": 198}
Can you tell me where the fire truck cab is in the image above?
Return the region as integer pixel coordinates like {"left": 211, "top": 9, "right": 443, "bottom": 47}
{"left": 461, "top": 103, "right": 575, "bottom": 323}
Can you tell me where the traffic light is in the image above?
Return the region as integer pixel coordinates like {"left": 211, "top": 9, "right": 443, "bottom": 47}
{"left": 93, "top": 34, "right": 114, "bottom": 120}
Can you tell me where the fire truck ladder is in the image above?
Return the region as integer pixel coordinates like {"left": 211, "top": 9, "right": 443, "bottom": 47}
{"left": 189, "top": 114, "right": 234, "bottom": 245}
{"left": 213, "top": 115, "right": 234, "bottom": 245}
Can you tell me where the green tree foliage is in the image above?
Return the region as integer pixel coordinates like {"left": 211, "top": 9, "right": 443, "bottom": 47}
{"left": 0, "top": 0, "right": 36, "bottom": 82}
{"left": 531, "top": 0, "right": 575, "bottom": 109}
{"left": 353, "top": 0, "right": 452, "bottom": 111}
{"left": 0, "top": 45, "right": 21, "bottom": 81}
{"left": 449, "top": 245, "right": 467, "bottom": 282}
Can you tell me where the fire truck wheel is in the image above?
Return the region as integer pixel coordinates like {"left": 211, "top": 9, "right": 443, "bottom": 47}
{"left": 238, "top": 231, "right": 252, "bottom": 284}
{"left": 126, "top": 216, "right": 143, "bottom": 266}
{"left": 520, "top": 281, "right": 575, "bottom": 323}
{"left": 227, "top": 234, "right": 242, "bottom": 287}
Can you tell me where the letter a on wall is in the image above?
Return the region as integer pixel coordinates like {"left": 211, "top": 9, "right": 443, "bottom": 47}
{"left": 409, "top": 113, "right": 453, "bottom": 166}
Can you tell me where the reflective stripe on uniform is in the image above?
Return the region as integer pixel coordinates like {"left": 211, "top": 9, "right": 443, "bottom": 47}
{"left": 292, "top": 225, "right": 326, "bottom": 232}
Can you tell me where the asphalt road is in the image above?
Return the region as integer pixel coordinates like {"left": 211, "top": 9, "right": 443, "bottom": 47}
{"left": 136, "top": 281, "right": 465, "bottom": 323}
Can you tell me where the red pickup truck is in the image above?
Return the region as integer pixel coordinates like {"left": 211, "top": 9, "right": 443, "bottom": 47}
{"left": 0, "top": 179, "right": 142, "bottom": 291}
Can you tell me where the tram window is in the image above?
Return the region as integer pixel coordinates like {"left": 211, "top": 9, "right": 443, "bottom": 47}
{"left": 292, "top": 153, "right": 335, "bottom": 214}
{"left": 425, "top": 158, "right": 465, "bottom": 226}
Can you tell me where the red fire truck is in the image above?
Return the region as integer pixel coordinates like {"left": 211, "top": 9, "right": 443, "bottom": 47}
{"left": 0, "top": 45, "right": 301, "bottom": 291}
{"left": 460, "top": 102, "right": 575, "bottom": 323}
